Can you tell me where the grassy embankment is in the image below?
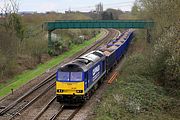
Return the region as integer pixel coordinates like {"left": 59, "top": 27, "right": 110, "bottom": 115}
{"left": 0, "top": 30, "right": 104, "bottom": 98}
{"left": 92, "top": 30, "right": 180, "bottom": 120}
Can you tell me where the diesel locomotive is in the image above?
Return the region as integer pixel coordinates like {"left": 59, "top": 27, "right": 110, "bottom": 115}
{"left": 56, "top": 29, "right": 134, "bottom": 105}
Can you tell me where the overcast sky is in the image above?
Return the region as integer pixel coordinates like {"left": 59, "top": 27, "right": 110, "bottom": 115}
{"left": 0, "top": 0, "right": 135, "bottom": 13}
{"left": 0, "top": 0, "right": 135, "bottom": 12}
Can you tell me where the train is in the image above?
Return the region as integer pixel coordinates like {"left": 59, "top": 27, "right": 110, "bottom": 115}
{"left": 56, "top": 29, "right": 134, "bottom": 105}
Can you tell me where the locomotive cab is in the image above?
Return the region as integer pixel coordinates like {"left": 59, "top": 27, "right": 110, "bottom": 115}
{"left": 56, "top": 50, "right": 106, "bottom": 104}
{"left": 56, "top": 64, "right": 85, "bottom": 94}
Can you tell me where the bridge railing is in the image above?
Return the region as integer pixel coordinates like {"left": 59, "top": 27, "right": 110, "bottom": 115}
{"left": 44, "top": 20, "right": 154, "bottom": 31}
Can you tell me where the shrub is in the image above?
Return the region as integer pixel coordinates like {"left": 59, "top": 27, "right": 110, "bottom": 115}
{"left": 150, "top": 27, "right": 180, "bottom": 88}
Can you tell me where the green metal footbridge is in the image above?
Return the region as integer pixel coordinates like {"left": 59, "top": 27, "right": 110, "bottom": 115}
{"left": 43, "top": 20, "right": 154, "bottom": 48}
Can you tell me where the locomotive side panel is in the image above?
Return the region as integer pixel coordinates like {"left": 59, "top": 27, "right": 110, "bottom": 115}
{"left": 85, "top": 60, "right": 106, "bottom": 93}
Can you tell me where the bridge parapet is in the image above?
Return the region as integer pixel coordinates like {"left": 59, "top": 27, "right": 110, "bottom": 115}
{"left": 44, "top": 20, "right": 154, "bottom": 31}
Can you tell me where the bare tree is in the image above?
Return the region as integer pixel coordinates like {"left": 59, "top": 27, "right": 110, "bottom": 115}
{"left": 0, "top": 0, "right": 19, "bottom": 28}
{"left": 95, "top": 2, "right": 103, "bottom": 14}
{"left": 0, "top": 0, "right": 25, "bottom": 42}
{"left": 0, "top": 0, "right": 19, "bottom": 15}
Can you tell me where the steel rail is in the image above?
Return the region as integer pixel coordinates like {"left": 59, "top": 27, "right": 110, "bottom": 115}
{"left": 8, "top": 82, "right": 55, "bottom": 120}
{"left": 67, "top": 107, "right": 82, "bottom": 120}
{"left": 0, "top": 74, "right": 56, "bottom": 116}
{"left": 33, "top": 96, "right": 56, "bottom": 120}
{"left": 49, "top": 105, "right": 64, "bottom": 120}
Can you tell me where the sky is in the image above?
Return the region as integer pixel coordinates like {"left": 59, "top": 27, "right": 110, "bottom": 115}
{"left": 0, "top": 0, "right": 135, "bottom": 13}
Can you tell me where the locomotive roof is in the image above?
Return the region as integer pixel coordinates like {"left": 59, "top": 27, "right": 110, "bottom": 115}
{"left": 80, "top": 50, "right": 104, "bottom": 62}
{"left": 59, "top": 50, "right": 105, "bottom": 72}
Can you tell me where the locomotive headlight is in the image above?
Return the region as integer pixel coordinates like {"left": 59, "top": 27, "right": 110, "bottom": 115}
{"left": 57, "top": 89, "right": 63, "bottom": 93}
{"left": 76, "top": 90, "right": 83, "bottom": 93}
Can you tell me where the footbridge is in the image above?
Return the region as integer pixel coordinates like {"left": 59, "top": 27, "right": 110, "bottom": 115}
{"left": 43, "top": 20, "right": 154, "bottom": 48}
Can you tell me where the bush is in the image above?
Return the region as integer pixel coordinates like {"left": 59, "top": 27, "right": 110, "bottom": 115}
{"left": 122, "top": 53, "right": 150, "bottom": 76}
{"left": 0, "top": 30, "right": 18, "bottom": 80}
{"left": 94, "top": 51, "right": 180, "bottom": 120}
{"left": 49, "top": 29, "right": 99, "bottom": 55}
{"left": 149, "top": 27, "right": 180, "bottom": 88}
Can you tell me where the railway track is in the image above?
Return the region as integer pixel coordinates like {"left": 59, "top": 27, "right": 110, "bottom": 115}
{"left": 33, "top": 96, "right": 57, "bottom": 120}
{"left": 0, "top": 74, "right": 56, "bottom": 116}
{"left": 0, "top": 29, "right": 120, "bottom": 120}
{"left": 49, "top": 105, "right": 82, "bottom": 120}
{"left": 49, "top": 105, "right": 64, "bottom": 120}
{"left": 33, "top": 100, "right": 81, "bottom": 120}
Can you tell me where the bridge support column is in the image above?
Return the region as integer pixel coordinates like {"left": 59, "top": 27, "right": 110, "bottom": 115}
{"left": 147, "top": 29, "right": 151, "bottom": 43}
{"left": 48, "top": 31, "right": 53, "bottom": 49}
{"left": 48, "top": 30, "right": 56, "bottom": 55}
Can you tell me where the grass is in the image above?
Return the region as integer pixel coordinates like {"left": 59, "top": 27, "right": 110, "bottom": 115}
{"left": 0, "top": 30, "right": 104, "bottom": 98}
{"left": 91, "top": 31, "right": 180, "bottom": 120}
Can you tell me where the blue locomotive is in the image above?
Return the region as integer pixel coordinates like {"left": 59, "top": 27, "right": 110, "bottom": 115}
{"left": 56, "top": 29, "right": 134, "bottom": 104}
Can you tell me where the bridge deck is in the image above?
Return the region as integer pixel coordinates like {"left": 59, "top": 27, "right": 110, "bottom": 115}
{"left": 44, "top": 20, "right": 154, "bottom": 31}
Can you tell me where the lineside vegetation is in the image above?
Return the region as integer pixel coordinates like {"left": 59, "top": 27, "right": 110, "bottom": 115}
{"left": 93, "top": 0, "right": 180, "bottom": 119}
